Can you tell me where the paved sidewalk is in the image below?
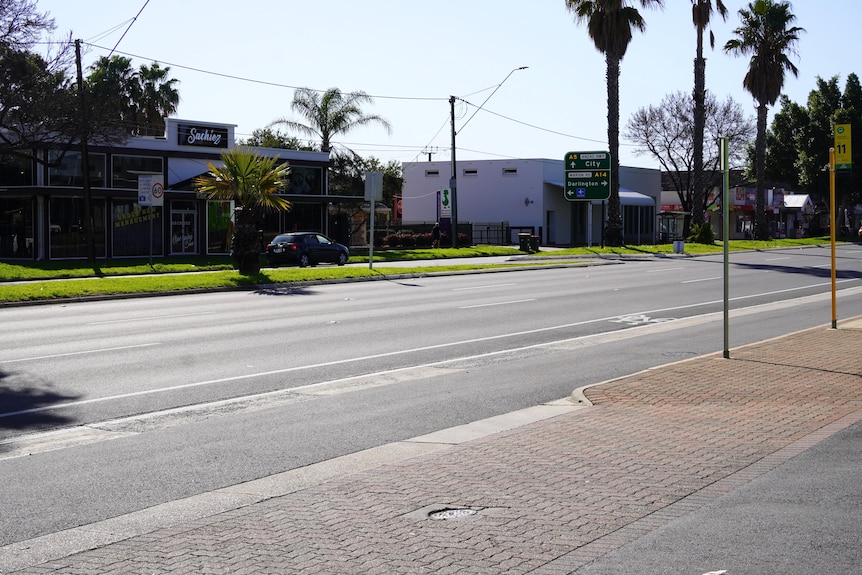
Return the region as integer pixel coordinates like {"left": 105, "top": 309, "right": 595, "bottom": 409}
{"left": 3, "top": 318, "right": 861, "bottom": 574}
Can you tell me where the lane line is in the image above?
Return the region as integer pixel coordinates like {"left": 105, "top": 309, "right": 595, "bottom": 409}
{"left": 460, "top": 299, "right": 535, "bottom": 309}
{"left": 86, "top": 311, "right": 216, "bottom": 325}
{"left": 682, "top": 276, "right": 722, "bottom": 284}
{"left": 2, "top": 281, "right": 859, "bottom": 420}
{"left": 0, "top": 343, "right": 161, "bottom": 365}
{"left": 452, "top": 283, "right": 517, "bottom": 291}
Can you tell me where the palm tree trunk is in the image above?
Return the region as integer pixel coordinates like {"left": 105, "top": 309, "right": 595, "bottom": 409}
{"left": 605, "top": 54, "right": 623, "bottom": 247}
{"left": 692, "top": 31, "right": 706, "bottom": 230}
{"left": 233, "top": 207, "right": 262, "bottom": 274}
{"left": 754, "top": 102, "right": 770, "bottom": 240}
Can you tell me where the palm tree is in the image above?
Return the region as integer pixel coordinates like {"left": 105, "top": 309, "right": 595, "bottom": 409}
{"left": 565, "top": 0, "right": 664, "bottom": 247}
{"left": 269, "top": 87, "right": 391, "bottom": 154}
{"left": 724, "top": 0, "right": 803, "bottom": 240}
{"left": 194, "top": 148, "right": 291, "bottom": 274}
{"left": 691, "top": 0, "right": 728, "bottom": 235}
{"left": 135, "top": 62, "right": 179, "bottom": 137}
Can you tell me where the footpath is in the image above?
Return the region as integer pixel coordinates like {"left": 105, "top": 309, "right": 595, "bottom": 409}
{"left": 2, "top": 317, "right": 861, "bottom": 574}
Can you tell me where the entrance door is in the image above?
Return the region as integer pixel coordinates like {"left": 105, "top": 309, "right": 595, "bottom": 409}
{"left": 170, "top": 209, "right": 196, "bottom": 254}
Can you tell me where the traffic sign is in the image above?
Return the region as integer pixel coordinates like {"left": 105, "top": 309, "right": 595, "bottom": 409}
{"left": 834, "top": 124, "right": 852, "bottom": 170}
{"left": 564, "top": 151, "right": 611, "bottom": 201}
{"left": 138, "top": 175, "right": 164, "bottom": 207}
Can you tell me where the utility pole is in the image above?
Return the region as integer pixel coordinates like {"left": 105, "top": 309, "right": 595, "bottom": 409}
{"left": 75, "top": 39, "right": 96, "bottom": 266}
{"left": 422, "top": 146, "right": 438, "bottom": 162}
{"left": 449, "top": 96, "right": 458, "bottom": 248}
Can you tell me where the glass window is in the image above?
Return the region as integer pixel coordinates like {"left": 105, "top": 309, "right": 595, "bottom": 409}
{"left": 49, "top": 197, "right": 106, "bottom": 259}
{"left": 48, "top": 151, "right": 106, "bottom": 187}
{"left": 207, "top": 200, "right": 233, "bottom": 254}
{"left": 111, "top": 155, "right": 163, "bottom": 189}
{"left": 287, "top": 166, "right": 322, "bottom": 195}
{"left": 0, "top": 198, "right": 34, "bottom": 258}
{"left": 0, "top": 154, "right": 35, "bottom": 186}
{"left": 112, "top": 200, "right": 163, "bottom": 257}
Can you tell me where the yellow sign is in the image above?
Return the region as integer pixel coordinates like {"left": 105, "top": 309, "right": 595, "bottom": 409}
{"left": 834, "top": 124, "right": 852, "bottom": 170}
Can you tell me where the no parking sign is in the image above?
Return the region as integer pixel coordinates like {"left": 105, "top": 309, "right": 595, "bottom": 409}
{"left": 138, "top": 175, "right": 164, "bottom": 207}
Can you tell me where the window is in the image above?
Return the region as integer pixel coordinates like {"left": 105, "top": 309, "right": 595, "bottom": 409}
{"left": 111, "top": 155, "right": 163, "bottom": 189}
{"left": 463, "top": 169, "right": 478, "bottom": 177}
{"left": 48, "top": 151, "right": 106, "bottom": 187}
{"left": 0, "top": 154, "right": 34, "bottom": 186}
{"left": 502, "top": 168, "right": 518, "bottom": 176}
{"left": 425, "top": 170, "right": 439, "bottom": 177}
{"left": 49, "top": 197, "right": 106, "bottom": 258}
{"left": 287, "top": 166, "right": 322, "bottom": 195}
{"left": 112, "top": 200, "right": 163, "bottom": 257}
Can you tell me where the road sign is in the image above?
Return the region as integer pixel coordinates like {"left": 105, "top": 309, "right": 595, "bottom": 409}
{"left": 138, "top": 175, "right": 164, "bottom": 207}
{"left": 834, "top": 124, "right": 852, "bottom": 170}
{"left": 564, "top": 151, "right": 611, "bottom": 201}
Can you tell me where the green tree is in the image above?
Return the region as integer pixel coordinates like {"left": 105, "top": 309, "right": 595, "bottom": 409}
{"left": 691, "top": 0, "right": 728, "bottom": 228}
{"left": 134, "top": 62, "right": 179, "bottom": 136}
{"left": 238, "top": 127, "right": 315, "bottom": 150}
{"left": 724, "top": 0, "right": 803, "bottom": 240}
{"left": 564, "top": 0, "right": 664, "bottom": 246}
{"left": 269, "top": 87, "right": 391, "bottom": 154}
{"left": 194, "top": 148, "right": 292, "bottom": 274}
{"left": 87, "top": 56, "right": 180, "bottom": 136}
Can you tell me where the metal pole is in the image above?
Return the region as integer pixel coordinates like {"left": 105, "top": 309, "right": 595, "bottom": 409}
{"left": 829, "top": 147, "right": 837, "bottom": 328}
{"left": 721, "top": 137, "right": 730, "bottom": 358}
{"left": 449, "top": 95, "right": 458, "bottom": 248}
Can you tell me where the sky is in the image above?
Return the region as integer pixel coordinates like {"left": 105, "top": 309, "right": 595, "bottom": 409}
{"left": 32, "top": 0, "right": 861, "bottom": 170}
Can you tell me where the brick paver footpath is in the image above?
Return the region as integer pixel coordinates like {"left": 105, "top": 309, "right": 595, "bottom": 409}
{"left": 5, "top": 321, "right": 861, "bottom": 574}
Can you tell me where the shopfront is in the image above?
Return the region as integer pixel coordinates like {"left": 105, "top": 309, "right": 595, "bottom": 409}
{"left": 0, "top": 118, "right": 340, "bottom": 261}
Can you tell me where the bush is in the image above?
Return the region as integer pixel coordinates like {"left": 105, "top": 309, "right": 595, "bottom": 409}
{"left": 687, "top": 222, "right": 715, "bottom": 245}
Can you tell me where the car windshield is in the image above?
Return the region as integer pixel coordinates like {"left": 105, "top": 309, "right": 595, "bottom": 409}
{"left": 272, "top": 235, "right": 298, "bottom": 244}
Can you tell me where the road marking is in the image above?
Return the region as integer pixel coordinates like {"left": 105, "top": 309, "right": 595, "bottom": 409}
{"left": 682, "top": 276, "right": 721, "bottom": 284}
{"left": 460, "top": 299, "right": 535, "bottom": 309}
{"left": 452, "top": 283, "right": 517, "bottom": 291}
{"left": 86, "top": 311, "right": 216, "bottom": 325}
{"left": 645, "top": 267, "right": 683, "bottom": 273}
{"left": 765, "top": 256, "right": 791, "bottom": 261}
{"left": 0, "top": 343, "right": 160, "bottom": 365}
{"left": 2, "top": 281, "right": 859, "bottom": 420}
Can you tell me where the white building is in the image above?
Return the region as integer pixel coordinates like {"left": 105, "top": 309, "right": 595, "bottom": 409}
{"left": 402, "top": 159, "right": 660, "bottom": 246}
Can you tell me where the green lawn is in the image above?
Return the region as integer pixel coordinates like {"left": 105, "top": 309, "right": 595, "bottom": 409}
{"left": 0, "top": 238, "right": 842, "bottom": 304}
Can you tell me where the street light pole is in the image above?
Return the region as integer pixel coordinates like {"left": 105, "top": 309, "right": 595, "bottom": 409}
{"left": 449, "top": 66, "right": 527, "bottom": 249}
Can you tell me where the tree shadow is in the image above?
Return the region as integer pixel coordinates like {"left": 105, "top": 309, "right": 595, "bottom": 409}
{"left": 0, "top": 369, "right": 81, "bottom": 451}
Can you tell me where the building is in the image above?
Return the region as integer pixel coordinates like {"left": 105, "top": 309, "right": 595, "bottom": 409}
{"left": 0, "top": 118, "right": 368, "bottom": 261}
{"left": 401, "top": 159, "right": 660, "bottom": 246}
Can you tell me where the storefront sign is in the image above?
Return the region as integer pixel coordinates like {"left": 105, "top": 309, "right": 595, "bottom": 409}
{"left": 177, "top": 124, "right": 228, "bottom": 148}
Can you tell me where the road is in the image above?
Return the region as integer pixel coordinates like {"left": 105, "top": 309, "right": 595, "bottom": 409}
{"left": 1, "top": 245, "right": 861, "bottom": 546}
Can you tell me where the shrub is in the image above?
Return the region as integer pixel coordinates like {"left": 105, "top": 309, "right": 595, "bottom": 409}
{"left": 687, "top": 222, "right": 715, "bottom": 245}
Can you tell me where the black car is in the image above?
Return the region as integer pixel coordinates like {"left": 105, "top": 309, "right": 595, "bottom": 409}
{"left": 265, "top": 232, "right": 349, "bottom": 267}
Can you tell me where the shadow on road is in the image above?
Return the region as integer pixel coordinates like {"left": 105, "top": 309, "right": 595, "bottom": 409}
{"left": 0, "top": 369, "right": 80, "bottom": 451}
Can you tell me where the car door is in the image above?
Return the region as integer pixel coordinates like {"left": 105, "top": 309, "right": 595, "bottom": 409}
{"left": 314, "top": 234, "right": 336, "bottom": 263}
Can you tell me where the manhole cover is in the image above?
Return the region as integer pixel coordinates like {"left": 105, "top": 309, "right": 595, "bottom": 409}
{"left": 428, "top": 507, "right": 478, "bottom": 520}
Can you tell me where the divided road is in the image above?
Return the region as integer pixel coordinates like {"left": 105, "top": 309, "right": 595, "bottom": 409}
{"left": 1, "top": 245, "right": 861, "bottom": 546}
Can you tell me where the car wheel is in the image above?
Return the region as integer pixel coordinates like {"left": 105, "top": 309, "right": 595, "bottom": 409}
{"left": 298, "top": 253, "right": 310, "bottom": 268}
{"left": 337, "top": 253, "right": 348, "bottom": 266}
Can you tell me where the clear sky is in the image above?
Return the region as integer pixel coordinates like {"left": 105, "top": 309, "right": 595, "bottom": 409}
{"left": 34, "top": 0, "right": 859, "bottom": 170}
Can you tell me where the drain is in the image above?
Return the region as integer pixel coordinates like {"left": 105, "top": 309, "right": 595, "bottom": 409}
{"left": 428, "top": 507, "right": 478, "bottom": 520}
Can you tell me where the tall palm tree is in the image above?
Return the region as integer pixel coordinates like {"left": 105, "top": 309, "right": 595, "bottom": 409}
{"left": 194, "top": 148, "right": 291, "bottom": 274}
{"left": 565, "top": 0, "right": 664, "bottom": 246}
{"left": 725, "top": 0, "right": 803, "bottom": 240}
{"left": 135, "top": 62, "right": 179, "bottom": 137}
{"left": 269, "top": 87, "right": 391, "bottom": 154}
{"left": 691, "top": 0, "right": 727, "bottom": 235}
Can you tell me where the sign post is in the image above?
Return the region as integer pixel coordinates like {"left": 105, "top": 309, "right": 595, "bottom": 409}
{"left": 364, "top": 171, "right": 383, "bottom": 269}
{"left": 564, "top": 151, "right": 611, "bottom": 201}
{"left": 138, "top": 175, "right": 164, "bottom": 266}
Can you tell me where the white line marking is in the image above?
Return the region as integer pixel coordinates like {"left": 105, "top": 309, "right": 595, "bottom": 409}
{"left": 86, "top": 311, "right": 216, "bottom": 325}
{"left": 2, "top": 280, "right": 859, "bottom": 420}
{"left": 682, "top": 276, "right": 722, "bottom": 284}
{"left": 0, "top": 343, "right": 161, "bottom": 365}
{"left": 765, "top": 256, "right": 791, "bottom": 261}
{"left": 452, "top": 283, "right": 517, "bottom": 291}
{"left": 460, "top": 299, "right": 535, "bottom": 309}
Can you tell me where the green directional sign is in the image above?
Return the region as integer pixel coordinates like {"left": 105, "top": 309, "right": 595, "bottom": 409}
{"left": 564, "top": 151, "right": 611, "bottom": 201}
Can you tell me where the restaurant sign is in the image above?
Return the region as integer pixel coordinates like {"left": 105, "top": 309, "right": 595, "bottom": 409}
{"left": 177, "top": 123, "right": 228, "bottom": 148}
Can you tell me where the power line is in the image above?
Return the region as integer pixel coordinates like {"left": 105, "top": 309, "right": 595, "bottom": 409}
{"left": 108, "top": 0, "right": 151, "bottom": 57}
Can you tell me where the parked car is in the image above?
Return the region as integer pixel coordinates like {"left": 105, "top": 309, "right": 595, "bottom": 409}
{"left": 265, "top": 232, "right": 349, "bottom": 267}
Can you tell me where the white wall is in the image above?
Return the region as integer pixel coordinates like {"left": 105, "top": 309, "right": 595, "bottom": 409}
{"left": 402, "top": 158, "right": 660, "bottom": 245}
